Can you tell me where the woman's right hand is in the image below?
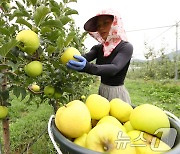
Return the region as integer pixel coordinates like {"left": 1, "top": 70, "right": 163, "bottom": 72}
{"left": 67, "top": 55, "right": 87, "bottom": 71}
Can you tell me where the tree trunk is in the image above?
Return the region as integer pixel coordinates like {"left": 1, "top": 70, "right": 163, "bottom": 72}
{"left": 1, "top": 69, "right": 10, "bottom": 154}
{"left": 2, "top": 118, "right": 10, "bottom": 154}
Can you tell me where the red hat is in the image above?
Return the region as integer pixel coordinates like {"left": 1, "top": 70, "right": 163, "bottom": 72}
{"left": 84, "top": 9, "right": 128, "bottom": 57}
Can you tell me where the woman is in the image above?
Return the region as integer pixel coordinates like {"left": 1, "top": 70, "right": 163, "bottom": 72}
{"left": 67, "top": 9, "right": 133, "bottom": 104}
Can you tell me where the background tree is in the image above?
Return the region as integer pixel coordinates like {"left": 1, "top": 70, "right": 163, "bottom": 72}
{"left": 0, "top": 0, "right": 94, "bottom": 153}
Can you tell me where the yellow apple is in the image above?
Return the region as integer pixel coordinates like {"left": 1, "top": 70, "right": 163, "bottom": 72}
{"left": 85, "top": 94, "right": 110, "bottom": 120}
{"left": 55, "top": 100, "right": 91, "bottom": 138}
{"left": 44, "top": 86, "right": 55, "bottom": 97}
{"left": 129, "top": 104, "right": 170, "bottom": 137}
{"left": 86, "top": 123, "right": 136, "bottom": 154}
{"left": 74, "top": 133, "right": 87, "bottom": 148}
{"left": 16, "top": 30, "right": 40, "bottom": 55}
{"left": 123, "top": 121, "right": 135, "bottom": 133}
{"left": 60, "top": 47, "right": 81, "bottom": 64}
{"left": 24, "top": 61, "right": 43, "bottom": 77}
{"left": 31, "top": 84, "right": 40, "bottom": 92}
{"left": 127, "top": 130, "right": 171, "bottom": 154}
{"left": 0, "top": 106, "right": 8, "bottom": 119}
{"left": 80, "top": 95, "right": 86, "bottom": 100}
{"left": 96, "top": 115, "right": 126, "bottom": 132}
{"left": 110, "top": 98, "right": 133, "bottom": 123}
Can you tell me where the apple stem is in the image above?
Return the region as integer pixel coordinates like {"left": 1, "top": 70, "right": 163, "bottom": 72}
{"left": 103, "top": 140, "right": 113, "bottom": 152}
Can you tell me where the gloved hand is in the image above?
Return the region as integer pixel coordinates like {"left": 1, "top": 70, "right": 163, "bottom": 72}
{"left": 67, "top": 55, "right": 86, "bottom": 71}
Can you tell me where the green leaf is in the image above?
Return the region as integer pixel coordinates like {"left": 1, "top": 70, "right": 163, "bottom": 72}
{"left": 65, "top": 9, "right": 78, "bottom": 16}
{"left": 50, "top": 0, "right": 60, "bottom": 16}
{"left": 69, "top": 0, "right": 77, "bottom": 2}
{"left": 40, "top": 27, "right": 52, "bottom": 34}
{"left": 8, "top": 26, "right": 17, "bottom": 36}
{"left": 16, "top": 18, "right": 32, "bottom": 29}
{"left": 45, "top": 30, "right": 60, "bottom": 41}
{"left": 0, "top": 64, "right": 9, "bottom": 71}
{"left": 13, "top": 85, "right": 21, "bottom": 98}
{"left": 0, "top": 27, "right": 10, "bottom": 35}
{"left": 26, "top": 93, "right": 33, "bottom": 104}
{"left": 7, "top": 61, "right": 19, "bottom": 71}
{"left": 0, "top": 39, "right": 19, "bottom": 57}
{"left": 1, "top": 90, "right": 9, "bottom": 102}
{"left": 56, "top": 36, "right": 64, "bottom": 50}
{"left": 10, "top": 10, "right": 31, "bottom": 20}
{"left": 73, "top": 36, "right": 79, "bottom": 45}
{"left": 46, "top": 45, "right": 56, "bottom": 55}
{"left": 63, "top": 0, "right": 77, "bottom": 3}
{"left": 29, "top": 0, "right": 38, "bottom": 5}
{"left": 60, "top": 16, "right": 71, "bottom": 25}
{"left": 34, "top": 5, "right": 50, "bottom": 26}
{"left": 15, "top": 1, "right": 25, "bottom": 10}
{"left": 41, "top": 20, "right": 63, "bottom": 28}
{"left": 50, "top": 0, "right": 59, "bottom": 7}
{"left": 0, "top": 19, "right": 5, "bottom": 26}
{"left": 19, "top": 87, "right": 27, "bottom": 100}
{"left": 64, "top": 31, "right": 75, "bottom": 47}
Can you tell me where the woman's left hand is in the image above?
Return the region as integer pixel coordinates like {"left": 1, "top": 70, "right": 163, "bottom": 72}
{"left": 67, "top": 55, "right": 86, "bottom": 71}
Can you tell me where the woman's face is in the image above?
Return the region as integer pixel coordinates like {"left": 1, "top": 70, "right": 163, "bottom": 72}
{"left": 97, "top": 15, "right": 113, "bottom": 40}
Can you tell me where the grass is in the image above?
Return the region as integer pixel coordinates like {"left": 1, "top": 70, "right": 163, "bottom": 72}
{"left": 0, "top": 78, "right": 179, "bottom": 153}
{"left": 125, "top": 79, "right": 180, "bottom": 118}
{"left": 0, "top": 95, "right": 56, "bottom": 154}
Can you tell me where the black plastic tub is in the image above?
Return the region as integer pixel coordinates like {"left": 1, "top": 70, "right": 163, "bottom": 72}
{"left": 48, "top": 113, "right": 180, "bottom": 154}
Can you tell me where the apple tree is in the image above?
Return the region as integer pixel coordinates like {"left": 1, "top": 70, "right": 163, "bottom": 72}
{"left": 0, "top": 0, "right": 95, "bottom": 153}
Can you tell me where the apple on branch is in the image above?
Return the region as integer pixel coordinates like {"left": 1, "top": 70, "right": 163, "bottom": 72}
{"left": 16, "top": 30, "right": 40, "bottom": 55}
{"left": 44, "top": 86, "right": 55, "bottom": 98}
{"left": 24, "top": 61, "right": 43, "bottom": 78}
{"left": 60, "top": 47, "right": 81, "bottom": 64}
{"left": 0, "top": 106, "right": 8, "bottom": 119}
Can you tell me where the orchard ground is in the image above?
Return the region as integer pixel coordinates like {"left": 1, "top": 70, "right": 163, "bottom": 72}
{"left": 0, "top": 78, "right": 179, "bottom": 153}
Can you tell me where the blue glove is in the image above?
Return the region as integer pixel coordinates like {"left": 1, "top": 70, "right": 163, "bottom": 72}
{"left": 67, "top": 55, "right": 86, "bottom": 71}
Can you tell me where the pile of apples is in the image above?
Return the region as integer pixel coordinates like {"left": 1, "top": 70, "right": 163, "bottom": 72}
{"left": 55, "top": 94, "right": 172, "bottom": 154}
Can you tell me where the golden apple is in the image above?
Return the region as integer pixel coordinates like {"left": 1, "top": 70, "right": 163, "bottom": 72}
{"left": 0, "top": 106, "right": 8, "bottom": 119}
{"left": 96, "top": 115, "right": 126, "bottom": 132}
{"left": 123, "top": 121, "right": 135, "bottom": 133}
{"left": 60, "top": 47, "right": 81, "bottom": 64}
{"left": 129, "top": 104, "right": 170, "bottom": 137}
{"left": 85, "top": 94, "right": 110, "bottom": 120}
{"left": 127, "top": 130, "right": 171, "bottom": 154}
{"left": 16, "top": 30, "right": 40, "bottom": 55}
{"left": 86, "top": 123, "right": 136, "bottom": 154}
{"left": 24, "top": 61, "right": 43, "bottom": 77}
{"left": 31, "top": 84, "right": 40, "bottom": 92}
{"left": 55, "top": 100, "right": 91, "bottom": 138}
{"left": 110, "top": 98, "right": 133, "bottom": 123}
{"left": 74, "top": 133, "right": 87, "bottom": 148}
{"left": 80, "top": 95, "right": 86, "bottom": 100}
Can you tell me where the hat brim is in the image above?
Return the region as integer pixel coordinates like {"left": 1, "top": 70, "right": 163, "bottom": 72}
{"left": 84, "top": 15, "right": 114, "bottom": 32}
